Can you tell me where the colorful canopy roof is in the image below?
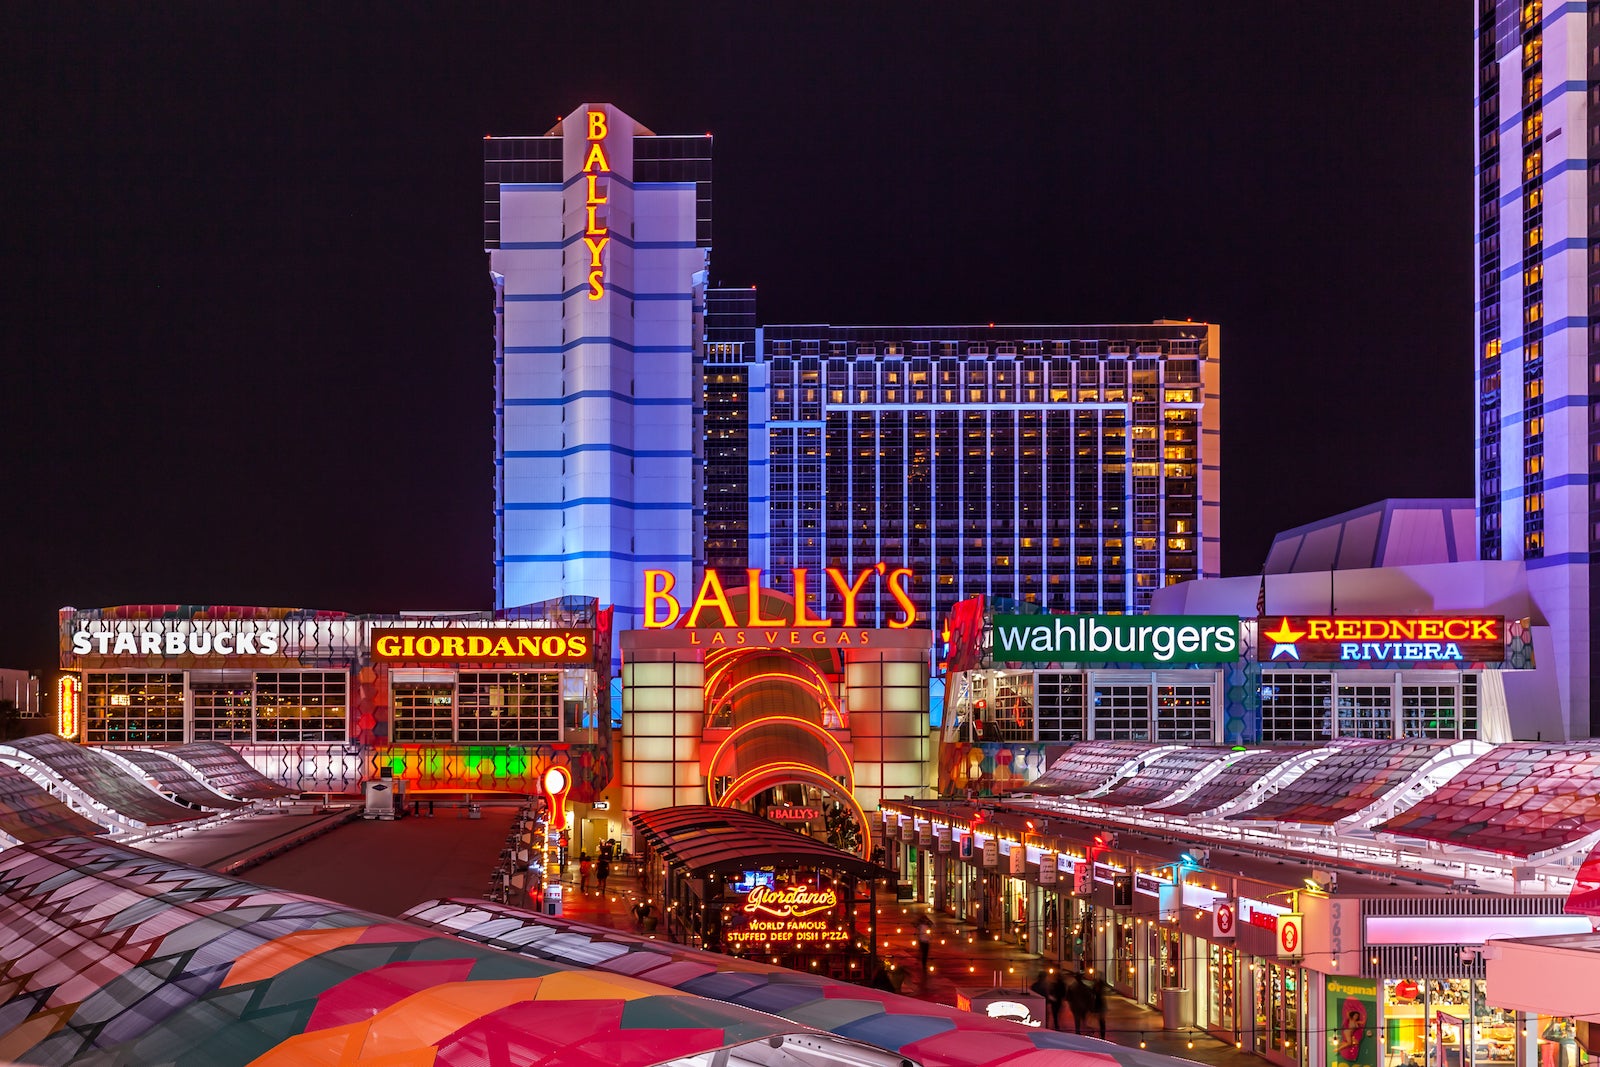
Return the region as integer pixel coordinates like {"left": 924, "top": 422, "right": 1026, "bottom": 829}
{"left": 164, "top": 740, "right": 298, "bottom": 799}
{"left": 106, "top": 747, "right": 248, "bottom": 809}
{"left": 1076, "top": 748, "right": 1237, "bottom": 808}
{"left": 1226, "top": 739, "right": 1463, "bottom": 825}
{"left": 1028, "top": 741, "right": 1173, "bottom": 798}
{"left": 404, "top": 897, "right": 1195, "bottom": 1067}
{"left": 1374, "top": 741, "right": 1600, "bottom": 857}
{"left": 1144, "top": 748, "right": 1317, "bottom": 816}
{"left": 0, "top": 837, "right": 834, "bottom": 1067}
{"left": 631, "top": 805, "right": 886, "bottom": 879}
{"left": 2, "top": 736, "right": 202, "bottom": 826}
{"left": 0, "top": 763, "right": 106, "bottom": 843}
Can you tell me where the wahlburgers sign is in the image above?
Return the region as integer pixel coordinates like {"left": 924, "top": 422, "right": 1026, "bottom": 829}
{"left": 993, "top": 614, "right": 1241, "bottom": 665}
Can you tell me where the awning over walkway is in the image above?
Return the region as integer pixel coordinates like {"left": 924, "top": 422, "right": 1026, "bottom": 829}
{"left": 631, "top": 806, "right": 887, "bottom": 880}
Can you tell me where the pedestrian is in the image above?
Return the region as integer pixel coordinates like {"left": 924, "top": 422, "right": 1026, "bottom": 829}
{"left": 579, "top": 852, "right": 592, "bottom": 893}
{"left": 427, "top": 799, "right": 435, "bottom": 817}
{"left": 915, "top": 916, "right": 932, "bottom": 973}
{"left": 1087, "top": 973, "right": 1107, "bottom": 1038}
{"left": 1065, "top": 972, "right": 1090, "bottom": 1035}
{"left": 1030, "top": 968, "right": 1053, "bottom": 1028}
{"left": 596, "top": 854, "right": 610, "bottom": 895}
{"left": 1048, "top": 971, "right": 1068, "bottom": 1031}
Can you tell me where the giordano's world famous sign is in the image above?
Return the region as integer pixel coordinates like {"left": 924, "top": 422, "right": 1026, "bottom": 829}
{"left": 992, "top": 614, "right": 1241, "bottom": 665}
{"left": 641, "top": 565, "right": 920, "bottom": 649}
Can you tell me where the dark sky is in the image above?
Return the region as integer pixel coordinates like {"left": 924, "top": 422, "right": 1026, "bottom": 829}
{"left": 1, "top": 4, "right": 1471, "bottom": 671}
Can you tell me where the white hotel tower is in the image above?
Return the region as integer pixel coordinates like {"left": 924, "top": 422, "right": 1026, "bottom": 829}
{"left": 486, "top": 104, "right": 711, "bottom": 629}
{"left": 1474, "top": 0, "right": 1596, "bottom": 736}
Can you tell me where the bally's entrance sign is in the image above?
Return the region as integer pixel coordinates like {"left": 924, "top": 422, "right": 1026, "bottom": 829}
{"left": 642, "top": 566, "right": 919, "bottom": 648}
{"left": 993, "top": 615, "right": 1241, "bottom": 665}
{"left": 1258, "top": 616, "right": 1505, "bottom": 664}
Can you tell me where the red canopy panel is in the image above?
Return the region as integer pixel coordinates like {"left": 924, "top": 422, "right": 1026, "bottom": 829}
{"left": 1374, "top": 742, "right": 1600, "bottom": 857}
{"left": 1077, "top": 748, "right": 1237, "bottom": 808}
{"left": 1145, "top": 748, "right": 1314, "bottom": 816}
{"left": 0, "top": 763, "right": 106, "bottom": 843}
{"left": 1028, "top": 741, "right": 1167, "bottom": 798}
{"left": 1228, "top": 738, "right": 1461, "bottom": 825}
{"left": 4, "top": 736, "right": 202, "bottom": 826}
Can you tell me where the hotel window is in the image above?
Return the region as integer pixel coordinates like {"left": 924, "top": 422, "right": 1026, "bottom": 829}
{"left": 392, "top": 680, "right": 455, "bottom": 742}
{"left": 1034, "top": 672, "right": 1086, "bottom": 741}
{"left": 1260, "top": 672, "right": 1332, "bottom": 742}
{"left": 1092, "top": 684, "right": 1151, "bottom": 740}
{"left": 458, "top": 671, "right": 560, "bottom": 742}
{"left": 255, "top": 671, "right": 348, "bottom": 743}
{"left": 84, "top": 671, "right": 185, "bottom": 744}
{"left": 1336, "top": 684, "right": 1393, "bottom": 738}
{"left": 1154, "top": 685, "right": 1213, "bottom": 741}
{"left": 192, "top": 678, "right": 253, "bottom": 741}
{"left": 1401, "top": 685, "right": 1460, "bottom": 738}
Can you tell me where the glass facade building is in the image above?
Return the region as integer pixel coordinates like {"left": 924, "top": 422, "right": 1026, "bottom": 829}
{"left": 1473, "top": 0, "right": 1597, "bottom": 735}
{"left": 706, "top": 321, "right": 1222, "bottom": 626}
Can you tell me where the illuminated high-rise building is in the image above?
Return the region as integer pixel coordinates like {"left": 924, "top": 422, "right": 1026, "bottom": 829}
{"left": 485, "top": 103, "right": 711, "bottom": 632}
{"left": 1474, "top": 0, "right": 1594, "bottom": 734}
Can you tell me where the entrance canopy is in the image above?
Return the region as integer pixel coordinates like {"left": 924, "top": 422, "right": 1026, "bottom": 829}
{"left": 631, "top": 806, "right": 885, "bottom": 881}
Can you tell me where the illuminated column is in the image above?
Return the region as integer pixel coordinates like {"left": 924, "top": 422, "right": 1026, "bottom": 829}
{"left": 844, "top": 648, "right": 931, "bottom": 810}
{"left": 619, "top": 652, "right": 703, "bottom": 816}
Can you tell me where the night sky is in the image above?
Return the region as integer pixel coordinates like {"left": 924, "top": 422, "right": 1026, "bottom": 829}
{"left": 2, "top": 5, "right": 1471, "bottom": 671}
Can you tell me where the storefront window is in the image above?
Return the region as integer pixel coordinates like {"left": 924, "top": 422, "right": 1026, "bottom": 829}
{"left": 84, "top": 671, "right": 185, "bottom": 743}
{"left": 1208, "top": 942, "right": 1237, "bottom": 1034}
{"left": 1536, "top": 1017, "right": 1588, "bottom": 1067}
{"left": 457, "top": 670, "right": 559, "bottom": 742}
{"left": 1383, "top": 979, "right": 1525, "bottom": 1067}
{"left": 1254, "top": 961, "right": 1301, "bottom": 1058}
{"left": 255, "top": 671, "right": 348, "bottom": 742}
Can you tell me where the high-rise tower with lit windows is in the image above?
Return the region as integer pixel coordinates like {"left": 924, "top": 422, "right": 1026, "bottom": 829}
{"left": 1473, "top": 0, "right": 1594, "bottom": 734}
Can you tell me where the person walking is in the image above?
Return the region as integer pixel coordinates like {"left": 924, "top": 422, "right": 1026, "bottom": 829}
{"left": 1048, "top": 970, "right": 1068, "bottom": 1031}
{"left": 1030, "top": 968, "right": 1056, "bottom": 1029}
{"left": 1087, "top": 973, "right": 1107, "bottom": 1039}
{"left": 578, "top": 852, "right": 592, "bottom": 894}
{"left": 1064, "top": 972, "right": 1090, "bottom": 1035}
{"left": 596, "top": 854, "right": 611, "bottom": 895}
{"left": 915, "top": 916, "right": 933, "bottom": 973}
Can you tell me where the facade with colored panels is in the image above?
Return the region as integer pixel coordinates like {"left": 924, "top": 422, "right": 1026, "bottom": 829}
{"left": 56, "top": 602, "right": 614, "bottom": 800}
{"left": 1473, "top": 0, "right": 1595, "bottom": 738}
{"left": 487, "top": 103, "right": 711, "bottom": 634}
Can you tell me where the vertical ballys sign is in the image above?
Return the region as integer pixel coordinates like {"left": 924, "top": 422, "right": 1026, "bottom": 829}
{"left": 992, "top": 615, "right": 1240, "bottom": 665}
{"left": 582, "top": 109, "right": 610, "bottom": 300}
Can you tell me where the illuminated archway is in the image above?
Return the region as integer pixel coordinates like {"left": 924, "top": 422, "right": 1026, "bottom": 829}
{"left": 715, "top": 761, "right": 873, "bottom": 860}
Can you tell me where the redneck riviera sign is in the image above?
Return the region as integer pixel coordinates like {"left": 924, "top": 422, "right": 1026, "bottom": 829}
{"left": 992, "top": 615, "right": 1240, "bottom": 665}
{"left": 1257, "top": 616, "right": 1505, "bottom": 664}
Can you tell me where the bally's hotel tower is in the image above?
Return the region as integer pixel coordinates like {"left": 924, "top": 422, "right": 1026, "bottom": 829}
{"left": 1475, "top": 0, "right": 1597, "bottom": 732}
{"left": 486, "top": 104, "right": 1221, "bottom": 630}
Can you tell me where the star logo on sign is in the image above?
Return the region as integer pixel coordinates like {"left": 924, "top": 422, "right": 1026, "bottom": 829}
{"left": 1262, "top": 618, "right": 1306, "bottom": 660}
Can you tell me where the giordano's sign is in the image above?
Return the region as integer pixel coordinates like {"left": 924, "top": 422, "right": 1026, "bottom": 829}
{"left": 643, "top": 565, "right": 918, "bottom": 648}
{"left": 992, "top": 614, "right": 1241, "bottom": 665}
{"left": 724, "top": 883, "right": 847, "bottom": 949}
{"left": 371, "top": 628, "right": 593, "bottom": 665}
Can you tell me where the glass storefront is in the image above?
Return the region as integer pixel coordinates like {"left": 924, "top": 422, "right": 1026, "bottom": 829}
{"left": 1254, "top": 960, "right": 1304, "bottom": 1062}
{"left": 1382, "top": 981, "right": 1583, "bottom": 1067}
{"left": 1204, "top": 941, "right": 1238, "bottom": 1035}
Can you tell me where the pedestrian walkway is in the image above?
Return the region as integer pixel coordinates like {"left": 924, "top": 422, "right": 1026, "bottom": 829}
{"left": 550, "top": 864, "right": 1261, "bottom": 1067}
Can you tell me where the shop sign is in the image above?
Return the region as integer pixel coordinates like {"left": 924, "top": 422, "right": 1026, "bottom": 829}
{"left": 960, "top": 833, "right": 973, "bottom": 859}
{"left": 1257, "top": 616, "right": 1505, "bottom": 664}
{"left": 936, "top": 826, "right": 952, "bottom": 852}
{"left": 1212, "top": 900, "right": 1237, "bottom": 939}
{"left": 1277, "top": 912, "right": 1304, "bottom": 959}
{"left": 591, "top": 800, "right": 610, "bottom": 810}
{"left": 982, "top": 838, "right": 999, "bottom": 868}
{"left": 371, "top": 628, "right": 592, "bottom": 664}
{"left": 725, "top": 883, "right": 848, "bottom": 949}
{"left": 1093, "top": 862, "right": 1118, "bottom": 885}
{"left": 992, "top": 614, "right": 1240, "bottom": 665}
{"left": 1039, "top": 852, "right": 1056, "bottom": 884}
{"left": 1134, "top": 874, "right": 1165, "bottom": 897}
{"left": 581, "top": 109, "right": 611, "bottom": 300}
{"left": 643, "top": 565, "right": 918, "bottom": 629}
{"left": 57, "top": 674, "right": 80, "bottom": 740}
{"left": 70, "top": 622, "right": 285, "bottom": 658}
{"left": 767, "top": 807, "right": 819, "bottom": 822}
{"left": 1073, "top": 863, "right": 1091, "bottom": 895}
{"left": 1327, "top": 977, "right": 1379, "bottom": 1067}
{"left": 1008, "top": 843, "right": 1026, "bottom": 875}
{"left": 918, "top": 826, "right": 934, "bottom": 847}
